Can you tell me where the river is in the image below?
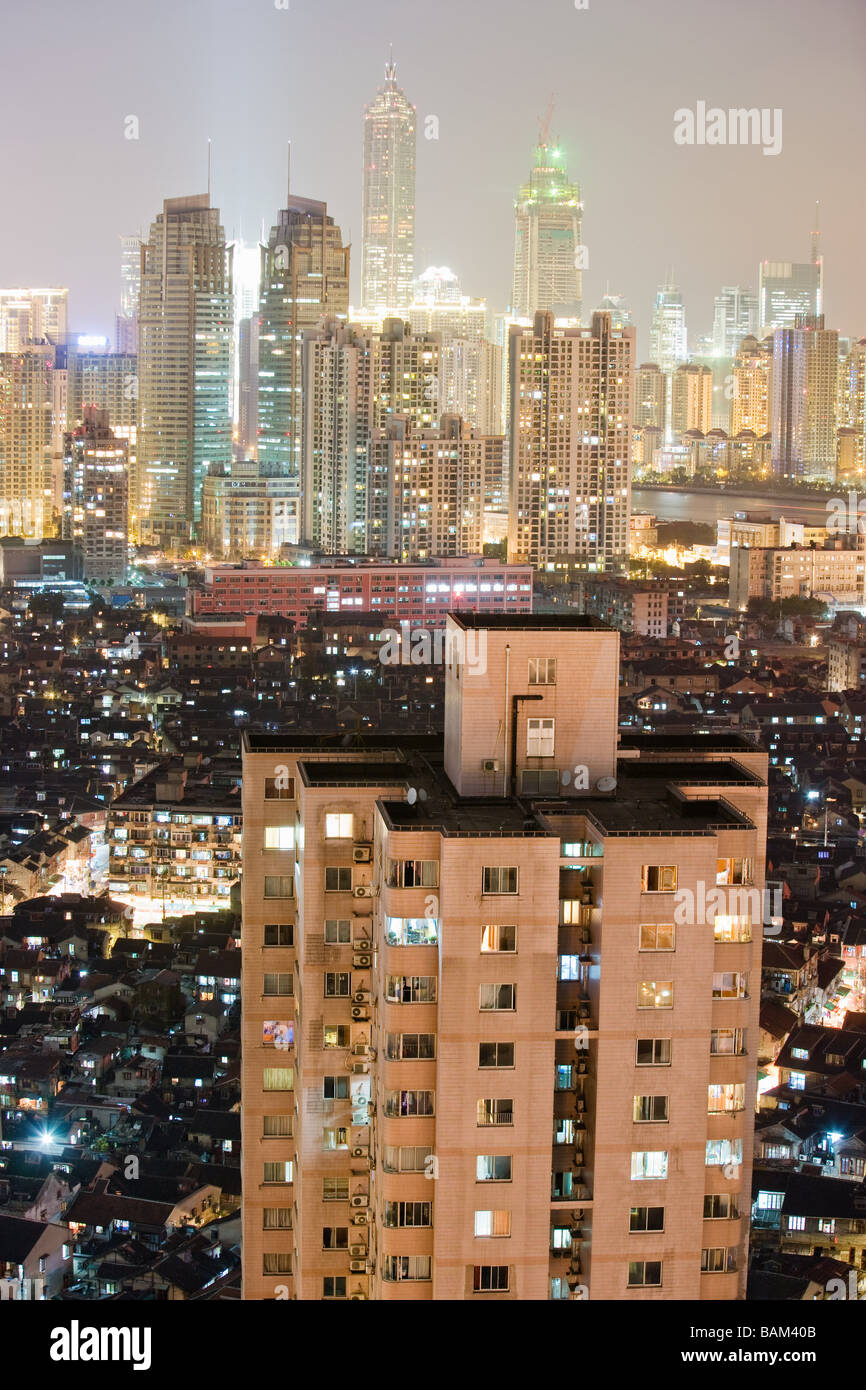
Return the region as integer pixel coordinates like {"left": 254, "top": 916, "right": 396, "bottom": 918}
{"left": 632, "top": 487, "right": 837, "bottom": 528}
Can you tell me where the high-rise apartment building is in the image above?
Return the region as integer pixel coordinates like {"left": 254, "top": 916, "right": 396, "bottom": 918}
{"left": 0, "top": 344, "right": 55, "bottom": 538}
{"left": 649, "top": 280, "right": 687, "bottom": 376}
{"left": 770, "top": 317, "right": 838, "bottom": 481}
{"left": 116, "top": 235, "right": 141, "bottom": 355}
{"left": 729, "top": 336, "right": 771, "bottom": 438}
{"left": 508, "top": 311, "right": 633, "bottom": 572}
{"left": 201, "top": 459, "right": 295, "bottom": 560}
{"left": 670, "top": 364, "right": 713, "bottom": 438}
{"left": 512, "top": 143, "right": 582, "bottom": 320}
{"left": 366, "top": 414, "right": 505, "bottom": 559}
{"left": 0, "top": 288, "right": 68, "bottom": 353}
{"left": 441, "top": 338, "right": 504, "bottom": 438}
{"left": 711, "top": 287, "right": 758, "bottom": 358}
{"left": 802, "top": 316, "right": 839, "bottom": 481}
{"left": 62, "top": 345, "right": 138, "bottom": 537}
{"left": 841, "top": 339, "right": 866, "bottom": 474}
{"left": 137, "top": 194, "right": 233, "bottom": 543}
{"left": 240, "top": 612, "right": 768, "bottom": 1300}
{"left": 770, "top": 327, "right": 806, "bottom": 480}
{"left": 361, "top": 53, "right": 416, "bottom": 314}
{"left": 61, "top": 406, "right": 128, "bottom": 582}
{"left": 258, "top": 196, "right": 350, "bottom": 485}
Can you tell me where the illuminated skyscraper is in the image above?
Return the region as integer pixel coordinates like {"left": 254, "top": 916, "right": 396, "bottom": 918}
{"left": 670, "top": 364, "right": 713, "bottom": 438}
{"left": 512, "top": 141, "right": 582, "bottom": 320}
{"left": 728, "top": 335, "right": 771, "bottom": 440}
{"left": 0, "top": 288, "right": 68, "bottom": 352}
{"left": 62, "top": 406, "right": 129, "bottom": 582}
{"left": 634, "top": 364, "right": 667, "bottom": 431}
{"left": 841, "top": 339, "right": 866, "bottom": 474}
{"left": 361, "top": 52, "right": 416, "bottom": 313}
{"left": 770, "top": 327, "right": 807, "bottom": 480}
{"left": 759, "top": 216, "right": 823, "bottom": 335}
{"left": 648, "top": 279, "right": 687, "bottom": 375}
{"left": 711, "top": 286, "right": 758, "bottom": 357}
{"left": 0, "top": 343, "right": 55, "bottom": 537}
{"left": 116, "top": 234, "right": 141, "bottom": 354}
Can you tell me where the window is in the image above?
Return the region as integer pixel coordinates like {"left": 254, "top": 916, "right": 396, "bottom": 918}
{"left": 755, "top": 1190, "right": 783, "bottom": 1212}
{"left": 265, "top": 776, "right": 295, "bottom": 800}
{"left": 322, "top": 1226, "right": 349, "bottom": 1249}
{"left": 630, "top": 1206, "right": 664, "bottom": 1232}
{"left": 479, "top": 1042, "right": 514, "bottom": 1068}
{"left": 325, "top": 866, "right": 352, "bottom": 892}
{"left": 384, "top": 1089, "right": 435, "bottom": 1117}
{"left": 264, "top": 876, "right": 293, "bottom": 898}
{"left": 521, "top": 769, "right": 560, "bottom": 795}
{"left": 384, "top": 1032, "right": 436, "bottom": 1060}
{"left": 263, "top": 1161, "right": 293, "bottom": 1184}
{"left": 264, "top": 825, "right": 294, "bottom": 851}
{"left": 323, "top": 1075, "right": 349, "bottom": 1100}
{"left": 528, "top": 657, "right": 556, "bottom": 685}
{"left": 477, "top": 1099, "right": 513, "bottom": 1127}
{"left": 263, "top": 1115, "right": 292, "bottom": 1138}
{"left": 791, "top": 1047, "right": 810, "bottom": 1061}
{"left": 633, "top": 1095, "right": 669, "bottom": 1123}
{"left": 526, "top": 717, "right": 555, "bottom": 757}
{"left": 322, "top": 1276, "right": 346, "bottom": 1298}
{"left": 324, "top": 972, "right": 351, "bottom": 997}
{"left": 262, "top": 1253, "right": 292, "bottom": 1274}
{"left": 264, "top": 923, "right": 293, "bottom": 947}
{"left": 707, "top": 1083, "right": 745, "bottom": 1114}
{"left": 474, "top": 1210, "right": 512, "bottom": 1237}
{"left": 713, "top": 915, "right": 752, "bottom": 943}
{"left": 383, "top": 1145, "right": 433, "bottom": 1173}
{"left": 325, "top": 813, "right": 353, "bottom": 839}
{"left": 473, "top": 1264, "right": 509, "bottom": 1292}
{"left": 382, "top": 1255, "right": 432, "bottom": 1282}
{"left": 558, "top": 955, "right": 583, "bottom": 981}
{"left": 262, "top": 1068, "right": 293, "bottom": 1091}
{"left": 716, "top": 857, "right": 753, "bottom": 885}
{"left": 704, "top": 1194, "right": 739, "bottom": 1219}
{"left": 479, "top": 983, "right": 516, "bottom": 1011}
{"left": 385, "top": 916, "right": 438, "bottom": 946}
{"left": 322, "top": 1127, "right": 349, "bottom": 1150}
{"left": 263, "top": 973, "right": 293, "bottom": 996}
{"left": 639, "top": 923, "right": 676, "bottom": 951}
{"left": 636, "top": 1038, "right": 671, "bottom": 1066}
{"left": 476, "top": 1154, "right": 512, "bottom": 1182}
{"left": 710, "top": 1028, "right": 745, "bottom": 1056}
{"left": 323, "top": 1025, "right": 350, "bottom": 1048}
{"left": 630, "top": 1151, "right": 668, "bottom": 1180}
{"left": 322, "top": 1177, "right": 349, "bottom": 1201}
{"left": 628, "top": 1260, "right": 662, "bottom": 1287}
{"left": 818, "top": 1218, "right": 836, "bottom": 1235}
{"left": 385, "top": 975, "right": 437, "bottom": 1003}
{"left": 712, "top": 972, "right": 747, "bottom": 999}
{"left": 383, "top": 1201, "right": 432, "bottom": 1228}
{"left": 482, "top": 866, "right": 518, "bottom": 895}
{"left": 705, "top": 1139, "right": 742, "bottom": 1168}
{"left": 637, "top": 980, "right": 673, "bottom": 1010}
{"left": 263, "top": 1208, "right": 293, "bottom": 1230}
{"left": 701, "top": 1247, "right": 737, "bottom": 1273}
{"left": 481, "top": 923, "right": 517, "bottom": 953}
{"left": 324, "top": 919, "right": 351, "bottom": 944}
{"left": 789, "top": 1071, "right": 806, "bottom": 1091}
{"left": 641, "top": 865, "right": 677, "bottom": 892}
{"left": 787, "top": 1215, "right": 806, "bottom": 1231}
{"left": 388, "top": 859, "right": 439, "bottom": 888}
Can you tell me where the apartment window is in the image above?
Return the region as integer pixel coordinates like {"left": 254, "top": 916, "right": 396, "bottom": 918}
{"left": 263, "top": 1114, "right": 292, "bottom": 1138}
{"left": 388, "top": 859, "right": 439, "bottom": 888}
{"left": 558, "top": 955, "right": 584, "bottom": 981}
{"left": 382, "top": 1255, "right": 432, "bottom": 1282}
{"left": 707, "top": 1083, "right": 745, "bottom": 1114}
{"left": 262, "top": 1208, "right": 293, "bottom": 1230}
{"left": 322, "top": 1177, "right": 349, "bottom": 1201}
{"left": 263, "top": 1161, "right": 293, "bottom": 1184}
{"left": 713, "top": 915, "right": 752, "bottom": 943}
{"left": 264, "top": 825, "right": 294, "bottom": 851}
{"left": 705, "top": 1139, "right": 742, "bottom": 1168}
{"left": 322, "top": 1277, "right": 346, "bottom": 1298}
{"left": 324, "top": 972, "right": 351, "bottom": 997}
{"left": 325, "top": 867, "right": 353, "bottom": 892}
{"left": 264, "top": 923, "right": 293, "bottom": 947}
{"left": 262, "top": 1253, "right": 292, "bottom": 1274}
{"left": 641, "top": 865, "right": 677, "bottom": 892}
{"left": 473, "top": 1265, "right": 509, "bottom": 1292}
{"left": 322, "top": 1127, "right": 349, "bottom": 1150}
{"left": 383, "top": 1201, "right": 432, "bottom": 1228}
{"left": 818, "top": 1218, "right": 836, "bottom": 1235}
{"left": 551, "top": 1225, "right": 572, "bottom": 1250}
{"left": 383, "top": 1145, "right": 433, "bottom": 1174}
{"left": 630, "top": 1151, "right": 668, "bottom": 1180}
{"left": 704, "top": 1194, "right": 739, "bottom": 1220}
{"left": 787, "top": 1215, "right": 806, "bottom": 1231}
{"left": 476, "top": 1154, "right": 512, "bottom": 1182}
{"left": 322, "top": 1227, "right": 349, "bottom": 1250}
{"left": 554, "top": 1118, "right": 575, "bottom": 1145}
{"left": 385, "top": 916, "right": 439, "bottom": 946}
{"left": 262, "top": 1068, "right": 294, "bottom": 1091}
{"left": 482, "top": 866, "right": 518, "bottom": 895}
{"left": 629, "top": 1206, "right": 665, "bottom": 1232}
{"left": 712, "top": 972, "right": 747, "bottom": 999}
{"left": 384, "top": 1089, "right": 435, "bottom": 1117}
{"left": 324, "top": 919, "right": 351, "bottom": 944}
{"left": 637, "top": 980, "right": 673, "bottom": 1010}
{"left": 526, "top": 717, "right": 555, "bottom": 757}
{"left": 385, "top": 975, "right": 437, "bottom": 1003}
{"left": 479, "top": 1041, "right": 514, "bottom": 1068}
{"left": 636, "top": 1038, "right": 671, "bottom": 1066}
{"left": 628, "top": 1261, "right": 662, "bottom": 1287}
{"left": 263, "top": 973, "right": 293, "bottom": 996}
{"left": 528, "top": 657, "right": 556, "bottom": 685}
{"left": 633, "top": 1095, "right": 669, "bottom": 1123}
{"left": 384, "top": 1032, "right": 436, "bottom": 1060}
{"left": 323, "top": 1024, "right": 350, "bottom": 1048}
{"left": 481, "top": 923, "right": 517, "bottom": 953}
{"left": 479, "top": 983, "right": 516, "bottom": 1011}
{"left": 716, "top": 857, "right": 753, "bottom": 885}
{"left": 756, "top": 1190, "right": 783, "bottom": 1213}
{"left": 789, "top": 1071, "right": 806, "bottom": 1091}
{"left": 701, "top": 1248, "right": 737, "bottom": 1274}
{"left": 639, "top": 923, "right": 676, "bottom": 951}
{"left": 791, "top": 1047, "right": 809, "bottom": 1061}
{"left": 477, "top": 1099, "right": 513, "bottom": 1127}
{"left": 323, "top": 1075, "right": 349, "bottom": 1100}
{"left": 521, "top": 769, "right": 560, "bottom": 795}
{"left": 325, "top": 813, "right": 353, "bottom": 839}
{"left": 265, "top": 776, "right": 295, "bottom": 800}
{"left": 711, "top": 1028, "right": 745, "bottom": 1056}
{"left": 264, "top": 876, "right": 293, "bottom": 898}
{"left": 474, "top": 1210, "right": 512, "bottom": 1237}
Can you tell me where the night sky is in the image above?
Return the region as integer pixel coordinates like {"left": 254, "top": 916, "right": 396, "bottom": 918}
{"left": 2, "top": 0, "right": 865, "bottom": 351}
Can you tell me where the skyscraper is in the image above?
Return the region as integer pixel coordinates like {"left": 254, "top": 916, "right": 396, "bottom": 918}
{"left": 0, "top": 288, "right": 68, "bottom": 352}
{"left": 758, "top": 220, "right": 823, "bottom": 336}
{"left": 711, "top": 286, "right": 758, "bottom": 358}
{"left": 648, "top": 279, "right": 687, "bottom": 374}
{"left": 137, "top": 194, "right": 233, "bottom": 544}
{"left": 670, "top": 364, "right": 713, "bottom": 438}
{"left": 729, "top": 335, "right": 771, "bottom": 440}
{"left": 802, "top": 316, "right": 839, "bottom": 481}
{"left": 512, "top": 141, "right": 582, "bottom": 320}
{"left": 361, "top": 52, "right": 416, "bottom": 314}
{"left": 116, "top": 234, "right": 141, "bottom": 354}
{"left": 841, "top": 339, "right": 866, "bottom": 475}
{"left": 62, "top": 406, "right": 128, "bottom": 582}
{"left": 508, "top": 311, "right": 633, "bottom": 572}
{"left": 770, "top": 327, "right": 807, "bottom": 480}
{"left": 0, "top": 344, "right": 55, "bottom": 538}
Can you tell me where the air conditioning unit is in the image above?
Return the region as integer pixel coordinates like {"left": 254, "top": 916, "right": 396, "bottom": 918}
{"left": 353, "top": 845, "right": 372, "bottom": 863}
{"left": 349, "top": 1259, "right": 369, "bottom": 1273}
{"left": 349, "top": 1292, "right": 367, "bottom": 1300}
{"left": 351, "top": 1212, "right": 369, "bottom": 1226}
{"left": 354, "top": 939, "right": 373, "bottom": 952}
{"left": 354, "top": 885, "right": 373, "bottom": 899}
{"left": 349, "top": 1243, "right": 366, "bottom": 1258}
{"left": 351, "top": 1061, "right": 369, "bottom": 1075}
{"left": 350, "top": 1194, "right": 369, "bottom": 1209}
{"left": 353, "top": 953, "right": 373, "bottom": 969}
{"left": 352, "top": 990, "right": 369, "bottom": 1004}
{"left": 351, "top": 1006, "right": 371, "bottom": 1021}
{"left": 352, "top": 1044, "right": 372, "bottom": 1058}
{"left": 351, "top": 1146, "right": 368, "bottom": 1159}
{"left": 481, "top": 758, "right": 499, "bottom": 773}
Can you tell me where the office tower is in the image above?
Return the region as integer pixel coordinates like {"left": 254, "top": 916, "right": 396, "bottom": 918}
{"left": 137, "top": 194, "right": 233, "bottom": 544}
{"left": 408, "top": 268, "right": 487, "bottom": 340}
{"left": 61, "top": 406, "right": 128, "bottom": 582}
{"left": 512, "top": 140, "right": 582, "bottom": 320}
{"left": 0, "top": 344, "right": 55, "bottom": 537}
{"left": 595, "top": 294, "right": 633, "bottom": 331}
{"left": 758, "top": 223, "right": 822, "bottom": 335}
{"left": 670, "top": 364, "right": 713, "bottom": 437}
{"left": 361, "top": 52, "right": 416, "bottom": 314}
{"left": 366, "top": 413, "right": 505, "bottom": 559}
{"left": 63, "top": 344, "right": 138, "bottom": 536}
{"left": 770, "top": 327, "right": 807, "bottom": 480}
{"left": 258, "top": 194, "right": 350, "bottom": 487}
{"left": 0, "top": 288, "right": 68, "bottom": 352}
{"left": 508, "top": 311, "right": 634, "bottom": 572}
{"left": 301, "top": 317, "right": 441, "bottom": 554}
{"left": 840, "top": 339, "right": 866, "bottom": 475}
{"left": 634, "top": 364, "right": 667, "bottom": 432}
{"left": 116, "top": 234, "right": 141, "bottom": 355}
{"left": 648, "top": 279, "right": 687, "bottom": 375}
{"left": 729, "top": 335, "right": 771, "bottom": 438}
{"left": 237, "top": 317, "right": 259, "bottom": 459}
{"left": 711, "top": 286, "right": 758, "bottom": 357}
{"left": 802, "top": 316, "right": 838, "bottom": 480}
{"left": 200, "top": 459, "right": 295, "bottom": 560}
{"left": 240, "top": 613, "right": 768, "bottom": 1300}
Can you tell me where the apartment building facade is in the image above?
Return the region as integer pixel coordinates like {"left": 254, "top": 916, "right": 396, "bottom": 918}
{"left": 241, "top": 615, "right": 767, "bottom": 1300}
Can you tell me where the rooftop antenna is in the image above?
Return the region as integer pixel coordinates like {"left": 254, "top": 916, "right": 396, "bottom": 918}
{"left": 287, "top": 140, "right": 291, "bottom": 202}
{"left": 537, "top": 94, "right": 556, "bottom": 150}
{"left": 385, "top": 44, "right": 396, "bottom": 82}
{"left": 207, "top": 139, "right": 212, "bottom": 202}
{"left": 811, "top": 199, "right": 821, "bottom": 265}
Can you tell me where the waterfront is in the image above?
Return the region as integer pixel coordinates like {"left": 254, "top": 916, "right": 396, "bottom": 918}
{"left": 633, "top": 487, "right": 837, "bottom": 528}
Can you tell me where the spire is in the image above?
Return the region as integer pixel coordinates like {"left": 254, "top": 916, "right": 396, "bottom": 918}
{"left": 385, "top": 45, "right": 396, "bottom": 82}
{"left": 811, "top": 199, "right": 821, "bottom": 265}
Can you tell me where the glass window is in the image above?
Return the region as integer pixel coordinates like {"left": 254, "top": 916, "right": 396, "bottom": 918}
{"left": 637, "top": 981, "right": 673, "bottom": 1009}
{"left": 630, "top": 1150, "right": 668, "bottom": 1180}
{"left": 639, "top": 923, "right": 676, "bottom": 951}
{"left": 325, "top": 813, "right": 353, "bottom": 839}
{"left": 526, "top": 717, "right": 555, "bottom": 757}
{"left": 641, "top": 866, "right": 677, "bottom": 892}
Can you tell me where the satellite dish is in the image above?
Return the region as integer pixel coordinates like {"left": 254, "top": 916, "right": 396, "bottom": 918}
{"left": 407, "top": 788, "right": 418, "bottom": 805}
{"left": 595, "top": 776, "right": 617, "bottom": 793}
